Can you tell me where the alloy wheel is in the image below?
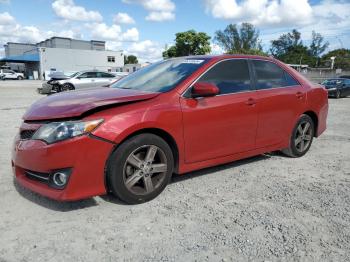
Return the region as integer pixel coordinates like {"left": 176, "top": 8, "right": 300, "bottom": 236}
{"left": 336, "top": 90, "right": 341, "bottom": 99}
{"left": 294, "top": 121, "right": 313, "bottom": 153}
{"left": 123, "top": 145, "right": 168, "bottom": 195}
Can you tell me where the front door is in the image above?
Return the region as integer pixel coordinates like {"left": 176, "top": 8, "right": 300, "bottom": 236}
{"left": 180, "top": 59, "right": 258, "bottom": 163}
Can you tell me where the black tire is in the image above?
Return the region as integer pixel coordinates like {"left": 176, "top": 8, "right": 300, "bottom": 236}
{"left": 335, "top": 89, "right": 341, "bottom": 99}
{"left": 107, "top": 134, "right": 174, "bottom": 204}
{"left": 17, "top": 76, "right": 23, "bottom": 80}
{"left": 60, "top": 83, "right": 74, "bottom": 92}
{"left": 282, "top": 114, "right": 315, "bottom": 158}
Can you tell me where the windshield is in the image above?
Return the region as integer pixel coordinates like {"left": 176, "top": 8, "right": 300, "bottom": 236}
{"left": 69, "top": 72, "right": 79, "bottom": 78}
{"left": 111, "top": 58, "right": 209, "bottom": 92}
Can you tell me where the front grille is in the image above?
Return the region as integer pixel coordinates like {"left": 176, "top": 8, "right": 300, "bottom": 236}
{"left": 20, "top": 130, "right": 36, "bottom": 140}
{"left": 24, "top": 170, "right": 49, "bottom": 183}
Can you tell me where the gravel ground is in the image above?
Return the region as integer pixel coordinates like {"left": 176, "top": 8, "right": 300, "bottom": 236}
{"left": 0, "top": 80, "right": 349, "bottom": 262}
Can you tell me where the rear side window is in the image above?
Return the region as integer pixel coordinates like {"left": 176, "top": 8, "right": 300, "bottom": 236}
{"left": 198, "top": 59, "right": 251, "bottom": 95}
{"left": 252, "top": 60, "right": 299, "bottom": 90}
{"left": 99, "top": 72, "right": 114, "bottom": 78}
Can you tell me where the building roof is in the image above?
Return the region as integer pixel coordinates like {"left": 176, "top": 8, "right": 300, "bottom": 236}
{"left": 0, "top": 53, "right": 40, "bottom": 63}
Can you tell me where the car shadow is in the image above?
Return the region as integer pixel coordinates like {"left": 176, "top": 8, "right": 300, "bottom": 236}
{"left": 171, "top": 153, "right": 274, "bottom": 184}
{"left": 13, "top": 152, "right": 280, "bottom": 211}
{"left": 13, "top": 178, "right": 98, "bottom": 212}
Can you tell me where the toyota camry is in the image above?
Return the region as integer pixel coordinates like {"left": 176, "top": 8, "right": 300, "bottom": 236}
{"left": 12, "top": 55, "right": 328, "bottom": 204}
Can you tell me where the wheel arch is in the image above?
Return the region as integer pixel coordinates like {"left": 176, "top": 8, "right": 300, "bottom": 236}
{"left": 104, "top": 127, "right": 180, "bottom": 192}
{"left": 62, "top": 82, "right": 75, "bottom": 90}
{"left": 302, "top": 110, "right": 318, "bottom": 137}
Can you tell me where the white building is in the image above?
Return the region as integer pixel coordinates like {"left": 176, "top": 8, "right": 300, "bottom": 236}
{"left": 1, "top": 37, "right": 124, "bottom": 79}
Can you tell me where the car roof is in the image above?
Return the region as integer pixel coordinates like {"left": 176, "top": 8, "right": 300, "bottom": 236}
{"left": 176, "top": 54, "right": 275, "bottom": 61}
{"left": 77, "top": 70, "right": 112, "bottom": 74}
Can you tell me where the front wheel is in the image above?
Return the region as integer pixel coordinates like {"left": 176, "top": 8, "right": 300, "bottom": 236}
{"left": 17, "top": 76, "right": 24, "bottom": 80}
{"left": 282, "top": 114, "right": 315, "bottom": 157}
{"left": 60, "top": 83, "right": 74, "bottom": 92}
{"left": 107, "top": 134, "right": 174, "bottom": 204}
{"left": 335, "top": 89, "right": 341, "bottom": 99}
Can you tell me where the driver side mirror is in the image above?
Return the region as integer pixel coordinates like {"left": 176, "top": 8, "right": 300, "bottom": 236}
{"left": 191, "top": 82, "right": 219, "bottom": 98}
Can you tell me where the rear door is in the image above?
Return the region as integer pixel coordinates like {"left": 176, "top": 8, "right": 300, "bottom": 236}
{"left": 180, "top": 59, "right": 258, "bottom": 163}
{"left": 96, "top": 72, "right": 116, "bottom": 87}
{"left": 74, "top": 72, "right": 98, "bottom": 89}
{"left": 251, "top": 59, "right": 306, "bottom": 148}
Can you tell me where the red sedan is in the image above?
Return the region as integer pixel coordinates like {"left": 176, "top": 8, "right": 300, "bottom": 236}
{"left": 12, "top": 55, "right": 328, "bottom": 204}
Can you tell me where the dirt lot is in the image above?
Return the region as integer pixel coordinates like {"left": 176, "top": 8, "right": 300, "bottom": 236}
{"left": 0, "top": 80, "right": 349, "bottom": 261}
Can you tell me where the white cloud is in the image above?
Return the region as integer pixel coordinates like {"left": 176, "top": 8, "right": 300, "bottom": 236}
{"left": 89, "top": 23, "right": 139, "bottom": 42}
{"left": 126, "top": 40, "right": 164, "bottom": 62}
{"left": 0, "top": 12, "right": 83, "bottom": 48}
{"left": 257, "top": 0, "right": 350, "bottom": 51}
{"left": 210, "top": 43, "right": 224, "bottom": 55}
{"left": 122, "top": 0, "right": 175, "bottom": 21}
{"left": 0, "top": 12, "right": 15, "bottom": 25}
{"left": 146, "top": 11, "right": 175, "bottom": 21}
{"left": 113, "top": 12, "right": 135, "bottom": 24}
{"left": 52, "top": 0, "right": 102, "bottom": 22}
{"left": 204, "top": 0, "right": 313, "bottom": 27}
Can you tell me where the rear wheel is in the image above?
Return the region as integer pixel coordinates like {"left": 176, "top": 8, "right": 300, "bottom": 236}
{"left": 107, "top": 134, "right": 174, "bottom": 204}
{"left": 282, "top": 114, "right": 315, "bottom": 157}
{"left": 17, "top": 76, "right": 23, "bottom": 80}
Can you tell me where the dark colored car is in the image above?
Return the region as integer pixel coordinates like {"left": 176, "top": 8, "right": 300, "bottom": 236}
{"left": 12, "top": 55, "right": 328, "bottom": 204}
{"left": 322, "top": 78, "right": 350, "bottom": 98}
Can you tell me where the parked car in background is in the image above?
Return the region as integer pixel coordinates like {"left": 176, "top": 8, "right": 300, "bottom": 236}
{"left": 12, "top": 55, "right": 328, "bottom": 204}
{"left": 0, "top": 69, "right": 24, "bottom": 80}
{"left": 38, "top": 70, "right": 118, "bottom": 94}
{"left": 321, "top": 78, "right": 350, "bottom": 98}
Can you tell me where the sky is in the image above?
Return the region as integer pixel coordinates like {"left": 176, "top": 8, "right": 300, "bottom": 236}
{"left": 0, "top": 0, "right": 349, "bottom": 62}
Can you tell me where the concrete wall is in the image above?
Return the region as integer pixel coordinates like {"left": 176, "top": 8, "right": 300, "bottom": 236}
{"left": 36, "top": 37, "right": 105, "bottom": 51}
{"left": 4, "top": 43, "right": 36, "bottom": 57}
{"left": 39, "top": 47, "right": 124, "bottom": 75}
{"left": 300, "top": 69, "right": 350, "bottom": 83}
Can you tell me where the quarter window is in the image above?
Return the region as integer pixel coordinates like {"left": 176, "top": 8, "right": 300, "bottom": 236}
{"left": 252, "top": 60, "right": 299, "bottom": 90}
{"left": 198, "top": 59, "right": 251, "bottom": 95}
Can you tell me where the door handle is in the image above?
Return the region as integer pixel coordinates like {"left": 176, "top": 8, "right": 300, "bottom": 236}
{"left": 296, "top": 92, "right": 304, "bottom": 99}
{"left": 245, "top": 98, "right": 256, "bottom": 106}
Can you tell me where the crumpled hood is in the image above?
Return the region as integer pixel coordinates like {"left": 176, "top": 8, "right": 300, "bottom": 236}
{"left": 23, "top": 88, "right": 160, "bottom": 121}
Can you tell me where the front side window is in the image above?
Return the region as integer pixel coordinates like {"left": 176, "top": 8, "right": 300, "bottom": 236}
{"left": 78, "top": 72, "right": 97, "bottom": 78}
{"left": 112, "top": 58, "right": 209, "bottom": 93}
{"left": 197, "top": 59, "right": 251, "bottom": 95}
{"left": 253, "top": 60, "right": 299, "bottom": 90}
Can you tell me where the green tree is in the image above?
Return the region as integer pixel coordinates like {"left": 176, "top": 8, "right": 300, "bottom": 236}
{"left": 270, "top": 29, "right": 303, "bottom": 57}
{"left": 124, "top": 55, "right": 138, "bottom": 64}
{"left": 309, "top": 31, "right": 329, "bottom": 67}
{"left": 321, "top": 49, "right": 350, "bottom": 69}
{"left": 162, "top": 30, "right": 211, "bottom": 58}
{"left": 162, "top": 45, "right": 177, "bottom": 59}
{"left": 214, "top": 23, "right": 265, "bottom": 55}
{"left": 278, "top": 45, "right": 316, "bottom": 66}
{"left": 309, "top": 31, "right": 329, "bottom": 58}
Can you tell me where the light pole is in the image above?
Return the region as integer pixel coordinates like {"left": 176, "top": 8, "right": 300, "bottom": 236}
{"left": 330, "top": 56, "right": 336, "bottom": 69}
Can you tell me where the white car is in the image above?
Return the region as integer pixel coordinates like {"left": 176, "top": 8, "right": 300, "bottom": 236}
{"left": 0, "top": 69, "right": 24, "bottom": 80}
{"left": 38, "top": 70, "right": 119, "bottom": 94}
